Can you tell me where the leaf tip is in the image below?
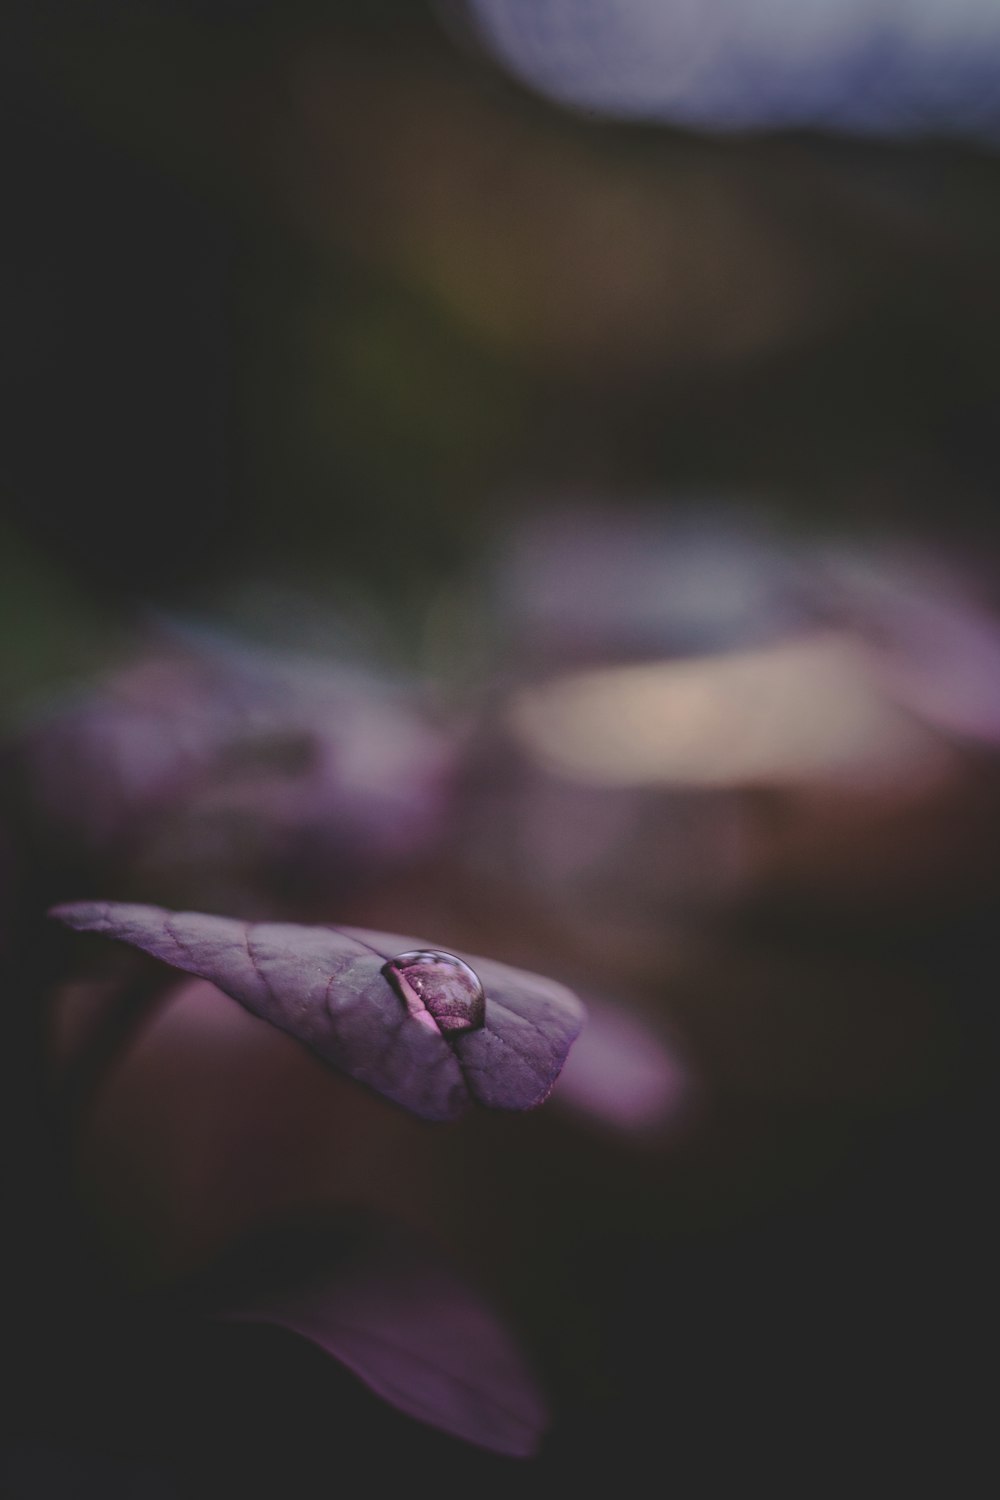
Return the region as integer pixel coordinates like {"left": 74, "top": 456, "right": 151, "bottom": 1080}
{"left": 49, "top": 901, "right": 102, "bottom": 931}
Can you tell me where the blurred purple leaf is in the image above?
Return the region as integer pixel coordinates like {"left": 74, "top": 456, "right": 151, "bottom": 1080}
{"left": 492, "top": 504, "right": 806, "bottom": 670}
{"left": 51, "top": 903, "right": 584, "bottom": 1123}
{"left": 821, "top": 547, "right": 1000, "bottom": 747}
{"left": 218, "top": 1225, "right": 547, "bottom": 1457}
{"left": 9, "top": 635, "right": 451, "bottom": 910}
{"left": 552, "top": 992, "right": 691, "bottom": 1136}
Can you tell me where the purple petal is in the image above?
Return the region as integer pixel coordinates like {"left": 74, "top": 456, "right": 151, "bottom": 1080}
{"left": 50, "top": 903, "right": 584, "bottom": 1122}
{"left": 219, "top": 1228, "right": 548, "bottom": 1457}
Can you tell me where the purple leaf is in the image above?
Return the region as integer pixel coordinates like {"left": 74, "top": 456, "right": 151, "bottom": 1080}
{"left": 552, "top": 992, "right": 691, "bottom": 1136}
{"left": 50, "top": 903, "right": 584, "bottom": 1123}
{"left": 11, "top": 636, "right": 452, "bottom": 910}
{"left": 218, "top": 1225, "right": 548, "bottom": 1457}
{"left": 821, "top": 546, "right": 1000, "bottom": 747}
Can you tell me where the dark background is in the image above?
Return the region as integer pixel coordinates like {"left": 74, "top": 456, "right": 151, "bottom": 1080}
{"left": 2, "top": 3, "right": 997, "bottom": 1495}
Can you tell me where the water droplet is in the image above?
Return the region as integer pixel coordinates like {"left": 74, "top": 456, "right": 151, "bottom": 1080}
{"left": 382, "top": 950, "right": 486, "bottom": 1036}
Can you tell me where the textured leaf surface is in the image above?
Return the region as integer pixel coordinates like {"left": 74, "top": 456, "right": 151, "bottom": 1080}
{"left": 51, "top": 903, "right": 584, "bottom": 1122}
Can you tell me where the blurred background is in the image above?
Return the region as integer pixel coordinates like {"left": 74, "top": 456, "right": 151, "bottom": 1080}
{"left": 2, "top": 0, "right": 999, "bottom": 1494}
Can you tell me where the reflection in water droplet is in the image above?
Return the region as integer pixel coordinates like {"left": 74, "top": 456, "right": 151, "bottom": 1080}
{"left": 382, "top": 950, "right": 486, "bottom": 1036}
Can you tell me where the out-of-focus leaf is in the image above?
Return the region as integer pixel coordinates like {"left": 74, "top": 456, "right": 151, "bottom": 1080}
{"left": 449, "top": 0, "right": 1000, "bottom": 142}
{"left": 552, "top": 992, "right": 691, "bottom": 1136}
{"left": 821, "top": 546, "right": 1000, "bottom": 747}
{"left": 491, "top": 505, "right": 806, "bottom": 669}
{"left": 507, "top": 632, "right": 947, "bottom": 791}
{"left": 217, "top": 1223, "right": 548, "bottom": 1458}
{"left": 51, "top": 903, "right": 584, "bottom": 1123}
{"left": 9, "top": 634, "right": 451, "bottom": 912}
